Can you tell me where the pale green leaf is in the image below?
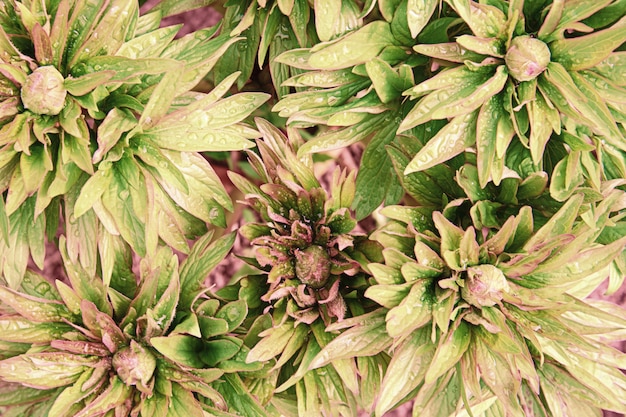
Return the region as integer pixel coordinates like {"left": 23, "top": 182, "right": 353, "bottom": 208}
{"left": 425, "top": 321, "right": 471, "bottom": 384}
{"left": 72, "top": 375, "right": 133, "bottom": 417}
{"left": 63, "top": 71, "right": 115, "bottom": 96}
{"left": 445, "top": 0, "right": 507, "bottom": 38}
{"left": 47, "top": 369, "right": 102, "bottom": 417}
{"left": 148, "top": 0, "right": 216, "bottom": 18}
{"left": 309, "top": 21, "right": 397, "bottom": 69}
{"left": 117, "top": 26, "right": 180, "bottom": 59}
{"left": 407, "top": 0, "right": 438, "bottom": 38}
{"left": 310, "top": 310, "right": 391, "bottom": 368}
{"left": 364, "top": 283, "right": 412, "bottom": 308}
{"left": 0, "top": 353, "right": 98, "bottom": 389}
{"left": 385, "top": 280, "right": 433, "bottom": 337}
{"left": 298, "top": 113, "right": 388, "bottom": 155}
{"left": 551, "top": 15, "right": 626, "bottom": 71}
{"left": 246, "top": 322, "right": 296, "bottom": 363}
{"left": 74, "top": 165, "right": 112, "bottom": 218}
{"left": 68, "top": 0, "right": 138, "bottom": 67}
{"left": 375, "top": 328, "right": 433, "bottom": 416}
{"left": 157, "top": 149, "right": 231, "bottom": 222}
{"left": 179, "top": 232, "right": 235, "bottom": 310}
{"left": 93, "top": 108, "right": 137, "bottom": 163}
{"left": 405, "top": 111, "right": 478, "bottom": 173}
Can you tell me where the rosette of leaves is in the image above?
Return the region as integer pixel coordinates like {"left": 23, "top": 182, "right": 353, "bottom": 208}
{"left": 399, "top": 0, "right": 626, "bottom": 190}
{"left": 0, "top": 0, "right": 269, "bottom": 288}
{"left": 0, "top": 231, "right": 273, "bottom": 417}
{"left": 310, "top": 189, "right": 626, "bottom": 416}
{"left": 271, "top": 1, "right": 434, "bottom": 219}
{"left": 227, "top": 119, "right": 386, "bottom": 415}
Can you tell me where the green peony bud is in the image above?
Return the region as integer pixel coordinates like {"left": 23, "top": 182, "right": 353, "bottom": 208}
{"left": 461, "top": 264, "right": 510, "bottom": 308}
{"left": 112, "top": 340, "right": 156, "bottom": 393}
{"left": 505, "top": 36, "right": 550, "bottom": 82}
{"left": 295, "top": 245, "right": 331, "bottom": 289}
{"left": 20, "top": 66, "right": 67, "bottom": 115}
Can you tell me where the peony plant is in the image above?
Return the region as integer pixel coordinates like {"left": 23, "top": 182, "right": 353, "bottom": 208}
{"left": 0, "top": 0, "right": 625, "bottom": 416}
{"left": 0, "top": 0, "right": 268, "bottom": 288}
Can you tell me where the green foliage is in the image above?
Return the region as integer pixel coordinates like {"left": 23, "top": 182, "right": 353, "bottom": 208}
{"left": 0, "top": 0, "right": 268, "bottom": 288}
{"left": 0, "top": 0, "right": 626, "bottom": 416}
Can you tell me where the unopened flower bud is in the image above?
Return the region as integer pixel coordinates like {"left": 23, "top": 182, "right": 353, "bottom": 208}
{"left": 462, "top": 264, "right": 509, "bottom": 307}
{"left": 112, "top": 340, "right": 156, "bottom": 389}
{"left": 21, "top": 66, "right": 67, "bottom": 115}
{"left": 295, "top": 245, "right": 331, "bottom": 289}
{"left": 505, "top": 36, "right": 550, "bottom": 82}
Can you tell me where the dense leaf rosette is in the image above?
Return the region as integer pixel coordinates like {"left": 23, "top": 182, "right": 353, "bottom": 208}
{"left": 0, "top": 232, "right": 272, "bottom": 416}
{"left": 310, "top": 188, "right": 626, "bottom": 416}
{"left": 400, "top": 0, "right": 626, "bottom": 191}
{"left": 228, "top": 119, "right": 386, "bottom": 415}
{"left": 230, "top": 119, "right": 381, "bottom": 326}
{"left": 0, "top": 0, "right": 269, "bottom": 288}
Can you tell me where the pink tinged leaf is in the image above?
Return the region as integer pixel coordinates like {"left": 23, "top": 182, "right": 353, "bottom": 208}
{"left": 318, "top": 279, "right": 341, "bottom": 305}
{"left": 0, "top": 352, "right": 100, "bottom": 389}
{"left": 72, "top": 375, "right": 133, "bottom": 417}
{"left": 425, "top": 321, "right": 471, "bottom": 384}
{"left": 0, "top": 286, "right": 71, "bottom": 323}
{"left": 325, "top": 294, "right": 347, "bottom": 321}
{"left": 291, "top": 308, "right": 320, "bottom": 324}
{"left": 50, "top": 340, "right": 111, "bottom": 356}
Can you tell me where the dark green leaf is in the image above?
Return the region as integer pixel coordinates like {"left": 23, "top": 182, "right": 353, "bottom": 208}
{"left": 150, "top": 335, "right": 204, "bottom": 368}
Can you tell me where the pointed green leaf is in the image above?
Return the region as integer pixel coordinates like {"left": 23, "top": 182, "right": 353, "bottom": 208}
{"left": 151, "top": 335, "right": 204, "bottom": 368}
{"left": 551, "top": 16, "right": 626, "bottom": 70}
{"left": 47, "top": 368, "right": 103, "bottom": 417}
{"left": 309, "top": 21, "right": 398, "bottom": 69}
{"left": 0, "top": 286, "right": 72, "bottom": 323}
{"left": 73, "top": 375, "right": 133, "bottom": 417}
{"left": 246, "top": 321, "right": 296, "bottom": 363}
{"left": 93, "top": 108, "right": 138, "bottom": 163}
{"left": 310, "top": 310, "right": 391, "bottom": 369}
{"left": 385, "top": 279, "right": 433, "bottom": 337}
{"left": 215, "top": 300, "right": 248, "bottom": 333}
{"left": 364, "top": 283, "right": 412, "bottom": 308}
{"left": 446, "top": 0, "right": 507, "bottom": 37}
{"left": 523, "top": 193, "right": 583, "bottom": 251}
{"left": 407, "top": 0, "right": 438, "bottom": 38}
{"left": 179, "top": 232, "right": 235, "bottom": 310}
{"left": 375, "top": 328, "right": 433, "bottom": 416}
{"left": 425, "top": 321, "right": 471, "bottom": 384}
{"left": 404, "top": 111, "right": 477, "bottom": 173}
{"left": 0, "top": 353, "right": 98, "bottom": 389}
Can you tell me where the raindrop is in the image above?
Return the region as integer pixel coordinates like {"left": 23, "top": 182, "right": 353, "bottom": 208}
{"left": 226, "top": 307, "right": 239, "bottom": 322}
{"left": 35, "top": 282, "right": 49, "bottom": 295}
{"left": 195, "top": 31, "right": 210, "bottom": 41}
